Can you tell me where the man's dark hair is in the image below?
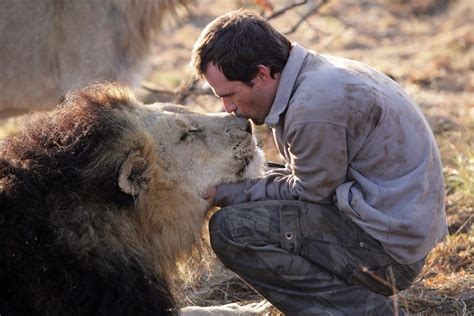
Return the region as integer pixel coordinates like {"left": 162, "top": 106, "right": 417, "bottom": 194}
{"left": 191, "top": 10, "right": 291, "bottom": 84}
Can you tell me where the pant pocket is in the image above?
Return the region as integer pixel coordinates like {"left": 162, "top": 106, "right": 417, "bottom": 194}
{"left": 279, "top": 204, "right": 303, "bottom": 254}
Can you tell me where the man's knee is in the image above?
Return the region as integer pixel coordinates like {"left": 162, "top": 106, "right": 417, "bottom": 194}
{"left": 208, "top": 203, "right": 278, "bottom": 265}
{"left": 209, "top": 208, "right": 233, "bottom": 259}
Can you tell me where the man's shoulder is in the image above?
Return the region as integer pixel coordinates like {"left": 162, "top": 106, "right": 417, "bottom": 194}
{"left": 297, "top": 53, "right": 373, "bottom": 87}
{"left": 290, "top": 54, "right": 352, "bottom": 111}
{"left": 286, "top": 53, "right": 388, "bottom": 127}
{"left": 291, "top": 51, "right": 400, "bottom": 109}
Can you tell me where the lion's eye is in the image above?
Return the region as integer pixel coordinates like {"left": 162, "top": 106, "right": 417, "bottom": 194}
{"left": 189, "top": 128, "right": 202, "bottom": 134}
{"left": 180, "top": 128, "right": 203, "bottom": 142}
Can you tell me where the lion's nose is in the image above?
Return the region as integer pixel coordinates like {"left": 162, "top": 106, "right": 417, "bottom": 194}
{"left": 245, "top": 121, "right": 252, "bottom": 134}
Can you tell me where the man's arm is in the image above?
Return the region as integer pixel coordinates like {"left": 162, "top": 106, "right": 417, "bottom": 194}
{"left": 214, "top": 121, "right": 350, "bottom": 206}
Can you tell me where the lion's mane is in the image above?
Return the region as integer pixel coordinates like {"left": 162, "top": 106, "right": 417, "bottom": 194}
{"left": 0, "top": 81, "right": 270, "bottom": 316}
{"left": 0, "top": 84, "right": 180, "bottom": 314}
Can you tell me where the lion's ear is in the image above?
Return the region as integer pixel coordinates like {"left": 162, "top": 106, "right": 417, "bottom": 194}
{"left": 118, "top": 150, "right": 149, "bottom": 196}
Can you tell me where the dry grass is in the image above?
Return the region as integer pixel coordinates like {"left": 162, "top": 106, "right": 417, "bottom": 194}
{"left": 1, "top": 0, "right": 472, "bottom": 314}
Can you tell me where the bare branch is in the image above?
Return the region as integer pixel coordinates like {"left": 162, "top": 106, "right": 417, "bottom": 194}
{"left": 265, "top": 0, "right": 308, "bottom": 20}
{"left": 283, "top": 0, "right": 331, "bottom": 35}
{"left": 175, "top": 78, "right": 214, "bottom": 104}
{"left": 142, "top": 0, "right": 332, "bottom": 105}
{"left": 141, "top": 83, "right": 176, "bottom": 97}
{"left": 141, "top": 79, "right": 214, "bottom": 105}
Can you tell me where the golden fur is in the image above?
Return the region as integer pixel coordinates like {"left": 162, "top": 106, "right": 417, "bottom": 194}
{"left": 0, "top": 0, "right": 190, "bottom": 115}
{"left": 0, "top": 82, "right": 264, "bottom": 314}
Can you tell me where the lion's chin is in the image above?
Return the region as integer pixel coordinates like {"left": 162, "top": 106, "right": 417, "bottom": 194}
{"left": 242, "top": 147, "right": 265, "bottom": 179}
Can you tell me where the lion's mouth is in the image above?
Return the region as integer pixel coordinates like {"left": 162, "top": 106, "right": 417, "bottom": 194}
{"left": 237, "top": 156, "right": 253, "bottom": 177}
{"left": 234, "top": 136, "right": 265, "bottom": 179}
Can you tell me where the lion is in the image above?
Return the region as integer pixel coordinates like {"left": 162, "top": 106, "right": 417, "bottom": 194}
{"left": 0, "top": 82, "right": 266, "bottom": 315}
{"left": 0, "top": 0, "right": 190, "bottom": 116}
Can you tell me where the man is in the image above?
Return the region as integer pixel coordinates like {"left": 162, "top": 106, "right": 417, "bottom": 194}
{"left": 191, "top": 10, "right": 447, "bottom": 315}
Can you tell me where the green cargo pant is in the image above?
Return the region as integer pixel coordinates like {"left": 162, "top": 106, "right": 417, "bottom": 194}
{"left": 209, "top": 200, "right": 425, "bottom": 315}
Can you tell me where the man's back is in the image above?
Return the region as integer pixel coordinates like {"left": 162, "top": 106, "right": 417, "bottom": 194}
{"left": 282, "top": 48, "right": 448, "bottom": 263}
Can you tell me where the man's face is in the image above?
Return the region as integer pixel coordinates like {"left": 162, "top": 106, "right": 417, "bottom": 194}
{"left": 203, "top": 63, "right": 278, "bottom": 125}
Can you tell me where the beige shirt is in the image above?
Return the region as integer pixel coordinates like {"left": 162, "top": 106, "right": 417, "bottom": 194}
{"left": 215, "top": 43, "right": 448, "bottom": 264}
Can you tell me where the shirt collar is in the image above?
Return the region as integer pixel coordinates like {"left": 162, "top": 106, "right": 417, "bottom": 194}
{"left": 265, "top": 43, "right": 308, "bottom": 127}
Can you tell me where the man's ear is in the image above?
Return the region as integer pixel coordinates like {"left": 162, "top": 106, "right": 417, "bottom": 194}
{"left": 255, "top": 64, "right": 273, "bottom": 82}
{"left": 118, "top": 150, "right": 149, "bottom": 196}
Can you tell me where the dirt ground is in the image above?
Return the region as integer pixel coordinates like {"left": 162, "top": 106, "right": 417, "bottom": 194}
{"left": 139, "top": 0, "right": 473, "bottom": 314}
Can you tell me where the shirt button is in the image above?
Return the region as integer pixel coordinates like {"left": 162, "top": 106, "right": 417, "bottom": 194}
{"left": 359, "top": 242, "right": 365, "bottom": 247}
{"left": 285, "top": 232, "right": 293, "bottom": 240}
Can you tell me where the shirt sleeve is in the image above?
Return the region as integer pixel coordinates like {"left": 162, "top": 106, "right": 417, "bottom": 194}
{"left": 214, "top": 121, "right": 349, "bottom": 207}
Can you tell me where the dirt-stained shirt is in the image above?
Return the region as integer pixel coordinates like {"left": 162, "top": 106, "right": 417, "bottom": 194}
{"left": 214, "top": 43, "right": 448, "bottom": 264}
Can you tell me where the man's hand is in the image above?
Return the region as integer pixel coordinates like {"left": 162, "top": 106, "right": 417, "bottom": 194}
{"left": 203, "top": 186, "right": 217, "bottom": 205}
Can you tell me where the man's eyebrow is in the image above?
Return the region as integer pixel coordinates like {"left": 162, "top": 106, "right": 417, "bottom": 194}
{"left": 215, "top": 91, "right": 233, "bottom": 98}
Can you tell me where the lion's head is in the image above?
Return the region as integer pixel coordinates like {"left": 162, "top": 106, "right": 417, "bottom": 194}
{"left": 0, "top": 83, "right": 264, "bottom": 313}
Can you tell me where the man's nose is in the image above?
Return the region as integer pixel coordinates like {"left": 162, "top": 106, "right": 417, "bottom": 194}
{"left": 222, "top": 99, "right": 237, "bottom": 114}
